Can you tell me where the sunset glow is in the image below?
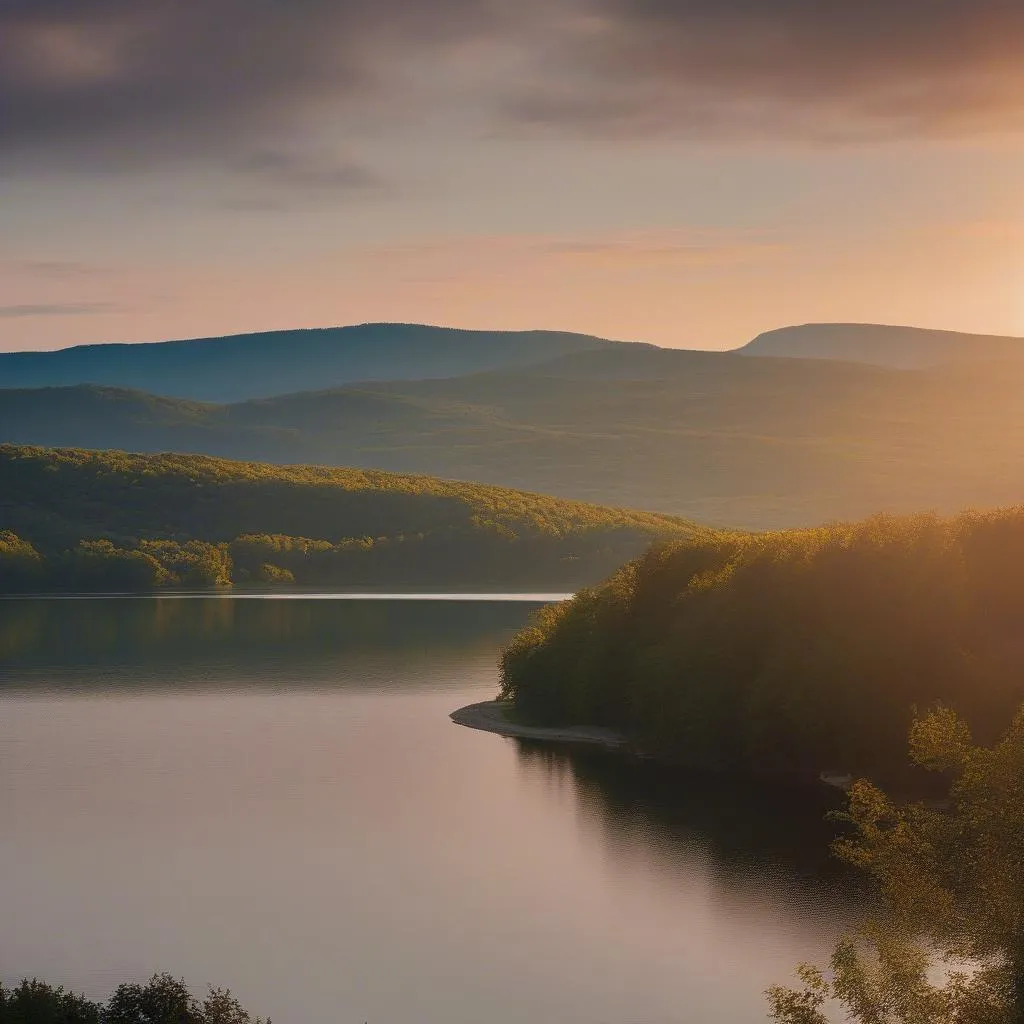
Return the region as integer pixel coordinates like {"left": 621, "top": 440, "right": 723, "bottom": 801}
{"left": 2, "top": 2, "right": 1024, "bottom": 351}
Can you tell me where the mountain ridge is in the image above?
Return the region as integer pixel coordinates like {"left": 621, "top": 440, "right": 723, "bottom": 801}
{"left": 741, "top": 322, "right": 1024, "bottom": 368}
{"left": 0, "top": 322, "right": 629, "bottom": 402}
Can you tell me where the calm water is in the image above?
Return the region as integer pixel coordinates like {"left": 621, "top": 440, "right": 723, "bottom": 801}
{"left": 0, "top": 597, "right": 861, "bottom": 1024}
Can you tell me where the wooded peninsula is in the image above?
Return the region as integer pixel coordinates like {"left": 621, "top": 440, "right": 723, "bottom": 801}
{"left": 500, "top": 508, "right": 1024, "bottom": 786}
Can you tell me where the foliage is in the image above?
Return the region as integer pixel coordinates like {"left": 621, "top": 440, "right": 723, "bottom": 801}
{"left": 0, "top": 444, "right": 700, "bottom": 592}
{"left": 0, "top": 974, "right": 266, "bottom": 1024}
{"left": 0, "top": 979, "right": 100, "bottom": 1024}
{"left": 59, "top": 541, "right": 169, "bottom": 592}
{"left": 767, "top": 927, "right": 1008, "bottom": 1024}
{"left": 0, "top": 531, "right": 44, "bottom": 591}
{"left": 501, "top": 509, "right": 1024, "bottom": 784}
{"left": 768, "top": 703, "right": 1024, "bottom": 1024}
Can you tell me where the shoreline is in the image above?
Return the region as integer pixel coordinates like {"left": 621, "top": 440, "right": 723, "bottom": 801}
{"left": 0, "top": 590, "right": 573, "bottom": 602}
{"left": 452, "top": 702, "right": 860, "bottom": 797}
{"left": 450, "top": 700, "right": 629, "bottom": 749}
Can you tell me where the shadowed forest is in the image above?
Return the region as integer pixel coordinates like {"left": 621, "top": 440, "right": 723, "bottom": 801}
{"left": 500, "top": 508, "right": 1024, "bottom": 786}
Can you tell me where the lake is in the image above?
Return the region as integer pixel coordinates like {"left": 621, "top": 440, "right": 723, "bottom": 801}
{"left": 0, "top": 596, "right": 862, "bottom": 1023}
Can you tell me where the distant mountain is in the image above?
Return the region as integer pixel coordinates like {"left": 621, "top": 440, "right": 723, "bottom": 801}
{"left": 4, "top": 346, "right": 1024, "bottom": 529}
{"left": 740, "top": 323, "right": 1024, "bottom": 368}
{"left": 0, "top": 323, "right": 624, "bottom": 401}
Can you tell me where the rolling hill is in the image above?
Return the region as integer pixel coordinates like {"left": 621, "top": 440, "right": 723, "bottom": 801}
{"left": 3, "top": 346, "right": 1024, "bottom": 529}
{"left": 741, "top": 323, "right": 1024, "bottom": 368}
{"left": 0, "top": 322, "right": 625, "bottom": 401}
{"left": 0, "top": 445, "right": 701, "bottom": 592}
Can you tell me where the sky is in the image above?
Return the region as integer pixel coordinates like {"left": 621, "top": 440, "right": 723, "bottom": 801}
{"left": 2, "top": 0, "right": 1023, "bottom": 352}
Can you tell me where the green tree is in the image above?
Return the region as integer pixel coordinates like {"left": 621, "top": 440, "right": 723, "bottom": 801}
{"left": 178, "top": 543, "right": 232, "bottom": 588}
{"left": 0, "top": 531, "right": 45, "bottom": 593}
{"left": 254, "top": 563, "right": 295, "bottom": 585}
{"left": 0, "top": 979, "right": 100, "bottom": 1024}
{"left": 104, "top": 975, "right": 267, "bottom": 1024}
{"left": 0, "top": 974, "right": 267, "bottom": 1024}
{"left": 768, "top": 703, "right": 1024, "bottom": 1024}
{"left": 63, "top": 541, "right": 167, "bottom": 592}
{"left": 104, "top": 974, "right": 197, "bottom": 1024}
{"left": 197, "top": 989, "right": 261, "bottom": 1024}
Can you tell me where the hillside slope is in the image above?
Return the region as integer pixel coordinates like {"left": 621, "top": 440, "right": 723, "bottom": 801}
{"left": 741, "top": 322, "right": 1024, "bottom": 368}
{"left": 500, "top": 508, "right": 1024, "bottom": 786}
{"left": 0, "top": 445, "right": 700, "bottom": 592}
{"left": 0, "top": 323, "right": 623, "bottom": 401}
{"left": 4, "top": 347, "right": 1024, "bottom": 528}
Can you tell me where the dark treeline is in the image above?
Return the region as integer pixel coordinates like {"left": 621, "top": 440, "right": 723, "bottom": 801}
{"left": 0, "top": 972, "right": 265, "bottom": 1023}
{"left": 0, "top": 445, "right": 698, "bottom": 592}
{"left": 500, "top": 508, "right": 1024, "bottom": 786}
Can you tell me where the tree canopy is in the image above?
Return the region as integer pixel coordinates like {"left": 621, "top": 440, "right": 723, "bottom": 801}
{"left": 0, "top": 444, "right": 701, "bottom": 592}
{"left": 500, "top": 509, "right": 1024, "bottom": 785}
{"left": 0, "top": 973, "right": 266, "bottom": 1024}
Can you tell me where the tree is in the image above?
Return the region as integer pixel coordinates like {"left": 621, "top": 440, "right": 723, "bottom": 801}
{"left": 254, "top": 563, "right": 294, "bottom": 585}
{"left": 0, "top": 532, "right": 44, "bottom": 593}
{"left": 104, "top": 974, "right": 197, "bottom": 1024}
{"left": 768, "top": 703, "right": 1024, "bottom": 1024}
{"left": 62, "top": 541, "right": 168, "bottom": 592}
{"left": 0, "top": 974, "right": 268, "bottom": 1024}
{"left": 0, "top": 979, "right": 100, "bottom": 1024}
{"left": 104, "top": 975, "right": 267, "bottom": 1024}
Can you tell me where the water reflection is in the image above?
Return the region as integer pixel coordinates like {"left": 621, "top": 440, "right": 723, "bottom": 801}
{"left": 515, "top": 742, "right": 868, "bottom": 921}
{"left": 0, "top": 596, "right": 866, "bottom": 1024}
{"left": 0, "top": 596, "right": 536, "bottom": 692}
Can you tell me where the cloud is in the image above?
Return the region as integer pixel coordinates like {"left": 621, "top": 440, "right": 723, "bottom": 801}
{"left": 358, "top": 229, "right": 784, "bottom": 277}
{"left": 0, "top": 302, "right": 122, "bottom": 318}
{"left": 509, "top": 0, "right": 1024, "bottom": 140}
{"left": 0, "top": 0, "right": 501, "bottom": 171}
{"left": 228, "top": 149, "right": 389, "bottom": 193}
{"left": 7, "top": 260, "right": 106, "bottom": 278}
{"left": 1, "top": 0, "right": 1023, "bottom": 167}
{"left": 538, "top": 234, "right": 785, "bottom": 266}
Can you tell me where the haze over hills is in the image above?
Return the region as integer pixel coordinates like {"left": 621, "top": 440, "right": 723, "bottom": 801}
{"left": 741, "top": 323, "right": 1024, "bottom": 368}
{"left": 0, "top": 323, "right": 626, "bottom": 402}
{"left": 4, "top": 344, "right": 1024, "bottom": 529}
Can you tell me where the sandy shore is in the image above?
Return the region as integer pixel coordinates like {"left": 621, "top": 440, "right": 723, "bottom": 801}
{"left": 450, "top": 700, "right": 628, "bottom": 749}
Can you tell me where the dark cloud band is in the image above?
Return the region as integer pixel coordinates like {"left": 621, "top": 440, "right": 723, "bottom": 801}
{"left": 2, "top": 0, "right": 1022, "bottom": 167}
{"left": 515, "top": 0, "right": 1024, "bottom": 139}
{"left": 0, "top": 303, "right": 121, "bottom": 318}
{"left": 0, "top": 0, "right": 495, "bottom": 169}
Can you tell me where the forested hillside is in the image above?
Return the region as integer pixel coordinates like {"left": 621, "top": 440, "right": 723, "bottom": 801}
{"left": 5, "top": 347, "right": 1024, "bottom": 528}
{"left": 0, "top": 322, "right": 621, "bottom": 401}
{"left": 500, "top": 508, "right": 1024, "bottom": 786}
{"left": 0, "top": 445, "right": 700, "bottom": 592}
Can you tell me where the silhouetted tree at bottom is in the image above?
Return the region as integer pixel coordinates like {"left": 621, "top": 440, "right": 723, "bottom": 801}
{"left": 0, "top": 974, "right": 267, "bottom": 1024}
{"left": 769, "top": 703, "right": 1024, "bottom": 1024}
